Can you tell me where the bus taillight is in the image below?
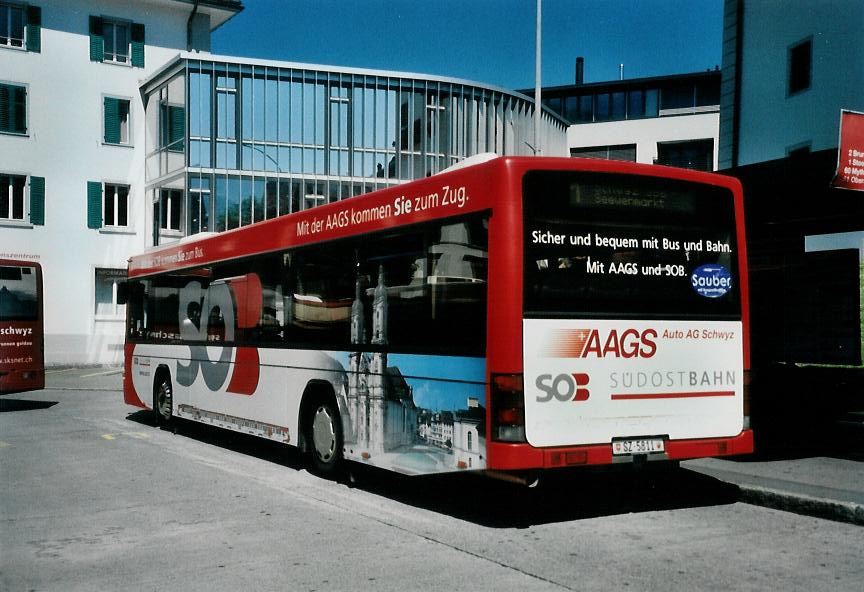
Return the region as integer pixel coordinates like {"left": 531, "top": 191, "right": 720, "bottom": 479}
{"left": 491, "top": 373, "right": 526, "bottom": 443}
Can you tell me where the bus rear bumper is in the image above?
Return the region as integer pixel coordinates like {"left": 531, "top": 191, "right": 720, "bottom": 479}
{"left": 487, "top": 429, "right": 754, "bottom": 471}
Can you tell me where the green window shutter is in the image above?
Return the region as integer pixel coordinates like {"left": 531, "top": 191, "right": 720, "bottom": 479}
{"left": 0, "top": 84, "right": 26, "bottom": 135}
{"left": 170, "top": 106, "right": 185, "bottom": 152}
{"left": 87, "top": 181, "right": 103, "bottom": 229}
{"left": 104, "top": 97, "right": 120, "bottom": 144}
{"left": 13, "top": 86, "right": 26, "bottom": 134}
{"left": 89, "top": 16, "right": 103, "bottom": 62}
{"left": 130, "top": 23, "right": 145, "bottom": 68}
{"left": 26, "top": 6, "right": 41, "bottom": 53}
{"left": 29, "top": 176, "right": 45, "bottom": 225}
{"left": 0, "top": 84, "right": 9, "bottom": 133}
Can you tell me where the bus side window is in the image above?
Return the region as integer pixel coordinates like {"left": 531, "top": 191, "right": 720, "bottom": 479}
{"left": 286, "top": 246, "right": 354, "bottom": 347}
{"left": 125, "top": 281, "right": 149, "bottom": 339}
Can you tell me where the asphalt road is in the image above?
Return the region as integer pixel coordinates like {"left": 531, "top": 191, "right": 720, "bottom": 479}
{"left": 1, "top": 369, "right": 862, "bottom": 591}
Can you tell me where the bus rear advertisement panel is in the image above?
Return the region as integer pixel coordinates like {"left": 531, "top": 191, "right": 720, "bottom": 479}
{"left": 523, "top": 318, "right": 743, "bottom": 448}
{"left": 521, "top": 168, "right": 748, "bottom": 457}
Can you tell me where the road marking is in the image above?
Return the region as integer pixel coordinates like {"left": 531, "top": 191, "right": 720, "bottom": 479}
{"left": 102, "top": 434, "right": 117, "bottom": 440}
{"left": 46, "top": 368, "right": 77, "bottom": 374}
{"left": 81, "top": 368, "right": 123, "bottom": 378}
{"left": 0, "top": 440, "right": 10, "bottom": 448}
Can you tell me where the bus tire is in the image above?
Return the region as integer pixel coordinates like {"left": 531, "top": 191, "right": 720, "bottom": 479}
{"left": 153, "top": 370, "right": 173, "bottom": 428}
{"left": 303, "top": 392, "right": 343, "bottom": 477}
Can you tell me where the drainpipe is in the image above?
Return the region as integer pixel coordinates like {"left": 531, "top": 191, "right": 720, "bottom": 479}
{"left": 187, "top": 0, "right": 200, "bottom": 51}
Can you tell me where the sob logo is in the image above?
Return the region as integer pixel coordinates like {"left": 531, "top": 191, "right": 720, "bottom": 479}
{"left": 536, "top": 373, "right": 590, "bottom": 403}
{"left": 175, "top": 276, "right": 260, "bottom": 395}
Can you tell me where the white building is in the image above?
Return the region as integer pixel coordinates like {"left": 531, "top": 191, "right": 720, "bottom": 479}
{"left": 0, "top": 0, "right": 242, "bottom": 365}
{"left": 533, "top": 67, "right": 721, "bottom": 171}
{"left": 1, "top": 0, "right": 568, "bottom": 366}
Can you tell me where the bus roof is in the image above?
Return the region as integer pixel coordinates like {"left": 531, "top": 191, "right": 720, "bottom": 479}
{"left": 128, "top": 156, "right": 741, "bottom": 278}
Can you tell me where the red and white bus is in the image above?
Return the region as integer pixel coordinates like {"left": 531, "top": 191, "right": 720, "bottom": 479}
{"left": 122, "top": 156, "right": 752, "bottom": 478}
{"left": 0, "top": 259, "right": 44, "bottom": 395}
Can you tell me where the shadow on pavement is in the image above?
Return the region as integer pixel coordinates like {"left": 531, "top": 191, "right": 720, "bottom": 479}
{"left": 0, "top": 398, "right": 59, "bottom": 412}
{"left": 126, "top": 411, "right": 740, "bottom": 528}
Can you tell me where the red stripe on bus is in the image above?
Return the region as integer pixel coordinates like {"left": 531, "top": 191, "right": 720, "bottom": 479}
{"left": 610, "top": 391, "right": 735, "bottom": 400}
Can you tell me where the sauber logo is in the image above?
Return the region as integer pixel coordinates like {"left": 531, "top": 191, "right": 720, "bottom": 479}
{"left": 536, "top": 373, "right": 590, "bottom": 403}
{"left": 542, "top": 328, "right": 658, "bottom": 359}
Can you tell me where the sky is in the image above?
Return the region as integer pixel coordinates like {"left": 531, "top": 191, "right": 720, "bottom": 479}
{"left": 212, "top": 0, "right": 724, "bottom": 90}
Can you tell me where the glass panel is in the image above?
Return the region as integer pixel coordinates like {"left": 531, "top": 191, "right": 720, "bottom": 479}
{"left": 266, "top": 179, "right": 278, "bottom": 219}
{"left": 611, "top": 92, "right": 626, "bottom": 120}
{"left": 595, "top": 94, "right": 610, "bottom": 121}
{"left": 645, "top": 89, "right": 659, "bottom": 117}
{"left": 214, "top": 175, "right": 227, "bottom": 231}
{"left": 254, "top": 177, "right": 265, "bottom": 223}
{"left": 265, "top": 71, "right": 278, "bottom": 142}
{"left": 242, "top": 75, "right": 253, "bottom": 141}
{"left": 523, "top": 171, "right": 739, "bottom": 318}
{"left": 278, "top": 77, "right": 290, "bottom": 142}
{"left": 253, "top": 71, "right": 265, "bottom": 141}
{"left": 226, "top": 176, "right": 240, "bottom": 229}
{"left": 117, "top": 184, "right": 129, "bottom": 226}
{"left": 241, "top": 176, "right": 253, "bottom": 225}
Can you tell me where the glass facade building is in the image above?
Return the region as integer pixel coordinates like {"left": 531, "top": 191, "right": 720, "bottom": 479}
{"left": 142, "top": 54, "right": 568, "bottom": 244}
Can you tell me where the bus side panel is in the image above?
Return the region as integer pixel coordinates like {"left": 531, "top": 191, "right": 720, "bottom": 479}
{"left": 124, "top": 344, "right": 488, "bottom": 475}
{"left": 333, "top": 352, "right": 487, "bottom": 475}
{"left": 124, "top": 343, "right": 147, "bottom": 408}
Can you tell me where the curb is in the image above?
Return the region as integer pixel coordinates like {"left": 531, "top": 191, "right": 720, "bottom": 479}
{"left": 738, "top": 484, "right": 864, "bottom": 526}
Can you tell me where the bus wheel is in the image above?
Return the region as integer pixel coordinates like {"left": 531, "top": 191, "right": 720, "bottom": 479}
{"left": 154, "top": 373, "right": 173, "bottom": 428}
{"left": 305, "top": 398, "right": 343, "bottom": 477}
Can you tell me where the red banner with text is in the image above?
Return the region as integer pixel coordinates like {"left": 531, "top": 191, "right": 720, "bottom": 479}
{"left": 832, "top": 110, "right": 864, "bottom": 191}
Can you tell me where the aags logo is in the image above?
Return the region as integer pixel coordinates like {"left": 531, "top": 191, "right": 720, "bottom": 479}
{"left": 542, "top": 328, "right": 658, "bottom": 359}
{"left": 536, "top": 373, "right": 590, "bottom": 403}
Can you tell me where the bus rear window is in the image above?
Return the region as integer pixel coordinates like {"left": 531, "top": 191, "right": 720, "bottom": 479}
{"left": 0, "top": 265, "right": 39, "bottom": 321}
{"left": 523, "top": 171, "right": 741, "bottom": 319}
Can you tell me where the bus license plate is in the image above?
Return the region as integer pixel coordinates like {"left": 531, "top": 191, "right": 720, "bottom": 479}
{"left": 612, "top": 438, "right": 665, "bottom": 456}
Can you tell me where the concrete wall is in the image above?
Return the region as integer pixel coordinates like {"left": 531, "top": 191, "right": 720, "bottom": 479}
{"left": 567, "top": 112, "right": 720, "bottom": 170}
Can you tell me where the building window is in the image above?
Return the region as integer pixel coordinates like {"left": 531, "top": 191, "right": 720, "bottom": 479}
{"left": 102, "top": 19, "right": 129, "bottom": 63}
{"left": 655, "top": 139, "right": 714, "bottom": 172}
{"left": 0, "top": 2, "right": 24, "bottom": 48}
{"left": 89, "top": 16, "right": 144, "bottom": 67}
{"left": 1, "top": 173, "right": 25, "bottom": 220}
{"left": 0, "top": 173, "right": 42, "bottom": 225}
{"left": 571, "top": 144, "right": 637, "bottom": 162}
{"left": 0, "top": 81, "right": 27, "bottom": 135}
{"left": 86, "top": 181, "right": 129, "bottom": 229}
{"left": 160, "top": 188, "right": 182, "bottom": 231}
{"left": 103, "top": 183, "right": 129, "bottom": 227}
{"left": 103, "top": 97, "right": 131, "bottom": 145}
{"left": 94, "top": 268, "right": 127, "bottom": 319}
{"left": 788, "top": 38, "right": 812, "bottom": 95}
{"left": 160, "top": 103, "right": 185, "bottom": 153}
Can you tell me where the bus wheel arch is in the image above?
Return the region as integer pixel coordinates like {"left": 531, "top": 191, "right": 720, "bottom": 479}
{"left": 153, "top": 366, "right": 174, "bottom": 427}
{"left": 299, "top": 381, "right": 344, "bottom": 477}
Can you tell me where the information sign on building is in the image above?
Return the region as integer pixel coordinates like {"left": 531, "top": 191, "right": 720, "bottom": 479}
{"left": 832, "top": 110, "right": 864, "bottom": 191}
